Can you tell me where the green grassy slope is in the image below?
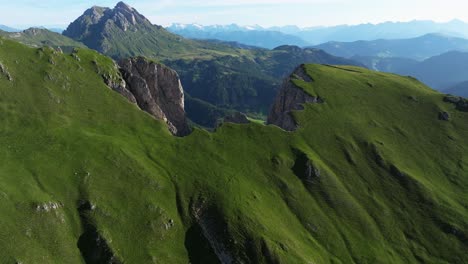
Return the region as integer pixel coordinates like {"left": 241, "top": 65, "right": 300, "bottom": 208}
{"left": 0, "top": 38, "right": 466, "bottom": 263}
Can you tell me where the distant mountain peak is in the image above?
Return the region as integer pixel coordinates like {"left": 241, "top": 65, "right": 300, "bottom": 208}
{"left": 64, "top": 2, "right": 155, "bottom": 45}
{"left": 115, "top": 1, "right": 132, "bottom": 10}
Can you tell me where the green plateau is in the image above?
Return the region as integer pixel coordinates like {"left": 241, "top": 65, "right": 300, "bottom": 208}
{"left": 0, "top": 37, "right": 467, "bottom": 263}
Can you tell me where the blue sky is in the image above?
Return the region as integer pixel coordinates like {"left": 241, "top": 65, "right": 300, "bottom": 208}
{"left": 1, "top": 0, "right": 468, "bottom": 28}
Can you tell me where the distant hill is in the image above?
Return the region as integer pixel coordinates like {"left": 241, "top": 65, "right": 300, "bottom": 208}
{"left": 281, "top": 19, "right": 468, "bottom": 44}
{"left": 167, "top": 20, "right": 468, "bottom": 45}
{"left": 0, "top": 28, "right": 85, "bottom": 51}
{"left": 352, "top": 56, "right": 419, "bottom": 72}
{"left": 314, "top": 33, "right": 468, "bottom": 60}
{"left": 444, "top": 81, "right": 468, "bottom": 98}
{"left": 167, "top": 23, "right": 310, "bottom": 49}
{"left": 0, "top": 25, "right": 18, "bottom": 32}
{"left": 354, "top": 51, "right": 468, "bottom": 95}
{"left": 399, "top": 51, "right": 468, "bottom": 89}
{"left": 47, "top": 28, "right": 65, "bottom": 33}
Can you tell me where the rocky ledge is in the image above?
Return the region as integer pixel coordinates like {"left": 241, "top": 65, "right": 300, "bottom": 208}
{"left": 105, "top": 57, "right": 190, "bottom": 136}
{"left": 267, "top": 64, "right": 323, "bottom": 131}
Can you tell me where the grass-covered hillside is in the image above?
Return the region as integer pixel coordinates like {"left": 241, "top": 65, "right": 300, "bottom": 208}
{"left": 0, "top": 38, "right": 466, "bottom": 263}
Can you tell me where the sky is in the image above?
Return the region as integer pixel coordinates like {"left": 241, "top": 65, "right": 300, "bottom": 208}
{"left": 1, "top": 0, "right": 468, "bottom": 28}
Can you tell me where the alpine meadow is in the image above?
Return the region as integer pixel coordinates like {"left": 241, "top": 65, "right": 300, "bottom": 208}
{"left": 0, "top": 1, "right": 467, "bottom": 263}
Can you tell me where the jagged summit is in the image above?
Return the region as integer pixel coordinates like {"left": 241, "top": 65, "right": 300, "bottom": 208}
{"left": 115, "top": 1, "right": 133, "bottom": 10}
{"left": 63, "top": 2, "right": 159, "bottom": 54}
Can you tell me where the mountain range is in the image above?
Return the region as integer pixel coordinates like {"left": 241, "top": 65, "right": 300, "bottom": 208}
{"left": 354, "top": 51, "right": 468, "bottom": 92}
{"left": 167, "top": 23, "right": 310, "bottom": 49}
{"left": 314, "top": 33, "right": 468, "bottom": 60}
{"left": 60, "top": 2, "right": 362, "bottom": 127}
{"left": 167, "top": 19, "right": 468, "bottom": 45}
{"left": 0, "top": 24, "right": 18, "bottom": 32}
{"left": 1, "top": 1, "right": 468, "bottom": 263}
{"left": 299, "top": 34, "right": 468, "bottom": 95}
{"left": 3, "top": 3, "right": 468, "bottom": 100}
{"left": 1, "top": 36, "right": 467, "bottom": 263}
{"left": 445, "top": 81, "right": 468, "bottom": 98}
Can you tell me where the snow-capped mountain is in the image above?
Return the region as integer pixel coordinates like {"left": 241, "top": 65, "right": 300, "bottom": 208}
{"left": 166, "top": 23, "right": 309, "bottom": 49}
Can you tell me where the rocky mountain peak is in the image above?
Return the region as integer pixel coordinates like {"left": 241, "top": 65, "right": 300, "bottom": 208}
{"left": 84, "top": 6, "right": 109, "bottom": 22}
{"left": 64, "top": 2, "right": 153, "bottom": 47}
{"left": 115, "top": 1, "right": 133, "bottom": 11}
{"left": 111, "top": 2, "right": 149, "bottom": 30}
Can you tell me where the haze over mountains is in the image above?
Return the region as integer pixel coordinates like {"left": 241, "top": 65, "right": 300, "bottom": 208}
{"left": 166, "top": 20, "right": 468, "bottom": 97}
{"left": 167, "top": 19, "right": 468, "bottom": 46}
{"left": 314, "top": 33, "right": 468, "bottom": 60}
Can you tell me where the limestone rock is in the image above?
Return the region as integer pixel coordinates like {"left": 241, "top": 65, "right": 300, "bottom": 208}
{"left": 0, "top": 62, "right": 13, "bottom": 81}
{"left": 118, "top": 57, "right": 191, "bottom": 136}
{"left": 267, "top": 65, "right": 322, "bottom": 131}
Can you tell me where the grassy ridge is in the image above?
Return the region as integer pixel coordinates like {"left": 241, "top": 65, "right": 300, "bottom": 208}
{"left": 0, "top": 28, "right": 86, "bottom": 52}
{"left": 0, "top": 38, "right": 466, "bottom": 263}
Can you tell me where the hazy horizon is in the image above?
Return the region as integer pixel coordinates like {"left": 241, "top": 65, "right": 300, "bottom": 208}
{"left": 1, "top": 0, "right": 468, "bottom": 29}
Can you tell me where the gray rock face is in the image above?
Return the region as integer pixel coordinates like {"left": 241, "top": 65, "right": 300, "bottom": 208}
{"left": 118, "top": 57, "right": 191, "bottom": 136}
{"left": 439, "top": 111, "right": 450, "bottom": 121}
{"left": 267, "top": 65, "right": 322, "bottom": 131}
{"left": 444, "top": 95, "right": 468, "bottom": 112}
{"left": 0, "top": 61, "right": 12, "bottom": 81}
{"left": 63, "top": 2, "right": 153, "bottom": 48}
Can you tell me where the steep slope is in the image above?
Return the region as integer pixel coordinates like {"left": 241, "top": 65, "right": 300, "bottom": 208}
{"left": 64, "top": 2, "right": 362, "bottom": 126}
{"left": 118, "top": 57, "right": 191, "bottom": 136}
{"left": 1, "top": 38, "right": 467, "bottom": 263}
{"left": 314, "top": 33, "right": 468, "bottom": 60}
{"left": 0, "top": 28, "right": 85, "bottom": 51}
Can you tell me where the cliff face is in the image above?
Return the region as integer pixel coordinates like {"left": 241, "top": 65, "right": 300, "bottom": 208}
{"left": 267, "top": 65, "right": 323, "bottom": 131}
{"left": 107, "top": 57, "right": 190, "bottom": 136}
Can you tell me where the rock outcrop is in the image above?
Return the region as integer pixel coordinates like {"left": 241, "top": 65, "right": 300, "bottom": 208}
{"left": 444, "top": 95, "right": 468, "bottom": 112}
{"left": 118, "top": 57, "right": 190, "bottom": 136}
{"left": 0, "top": 61, "right": 12, "bottom": 81}
{"left": 267, "top": 65, "right": 323, "bottom": 131}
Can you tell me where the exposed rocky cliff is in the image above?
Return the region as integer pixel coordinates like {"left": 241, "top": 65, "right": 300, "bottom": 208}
{"left": 116, "top": 57, "right": 191, "bottom": 136}
{"left": 267, "top": 65, "right": 323, "bottom": 131}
